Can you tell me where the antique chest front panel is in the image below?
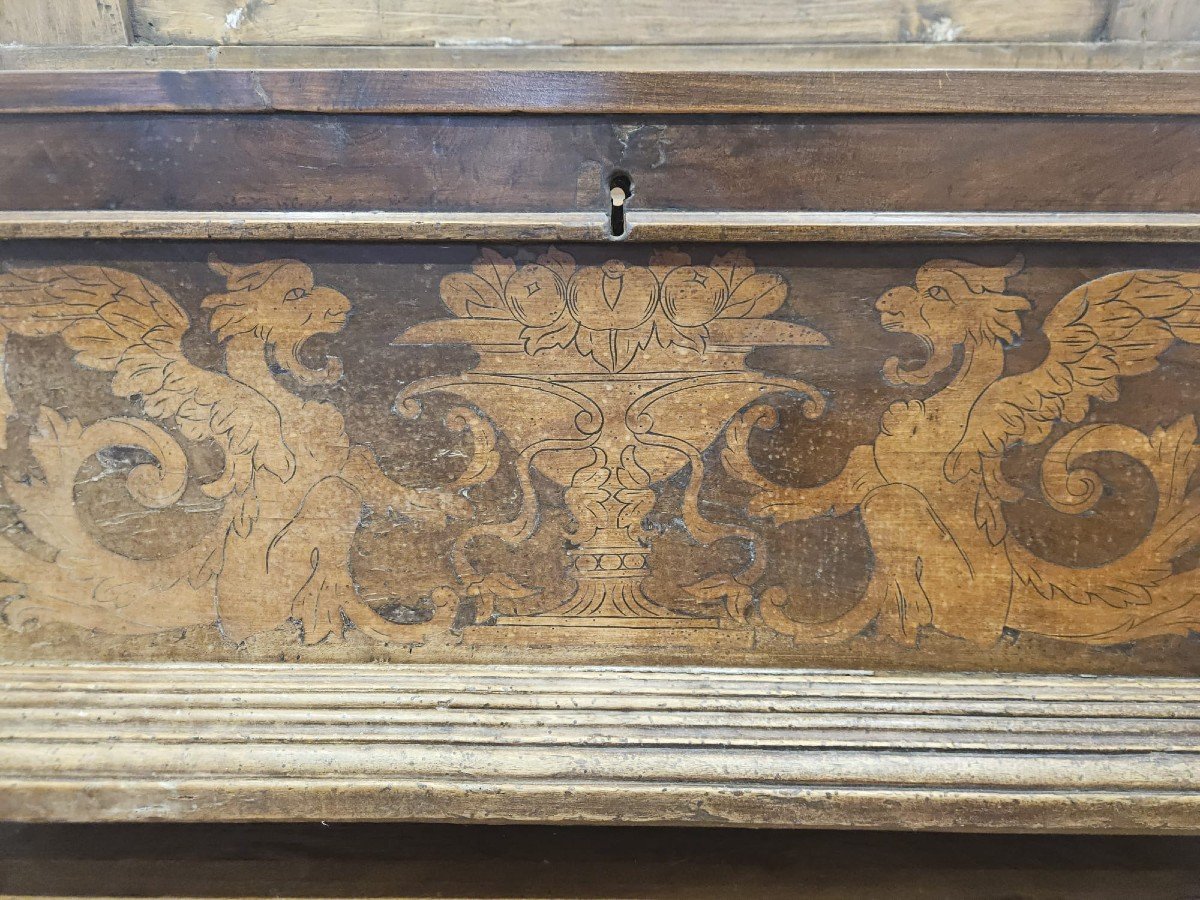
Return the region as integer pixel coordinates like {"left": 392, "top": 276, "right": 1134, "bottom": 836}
{"left": 0, "top": 240, "right": 1199, "bottom": 678}
{"left": 0, "top": 68, "right": 1198, "bottom": 830}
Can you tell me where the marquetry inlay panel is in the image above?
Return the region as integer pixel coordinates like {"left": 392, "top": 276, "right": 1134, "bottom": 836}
{"left": 0, "top": 242, "right": 1195, "bottom": 674}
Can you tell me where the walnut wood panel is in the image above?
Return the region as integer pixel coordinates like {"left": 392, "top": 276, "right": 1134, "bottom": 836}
{"left": 0, "top": 241, "right": 1198, "bottom": 676}
{"left": 2, "top": 115, "right": 1199, "bottom": 215}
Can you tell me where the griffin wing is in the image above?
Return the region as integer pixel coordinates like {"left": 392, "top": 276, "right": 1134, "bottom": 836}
{"left": 0, "top": 265, "right": 295, "bottom": 513}
{"left": 946, "top": 269, "right": 1200, "bottom": 542}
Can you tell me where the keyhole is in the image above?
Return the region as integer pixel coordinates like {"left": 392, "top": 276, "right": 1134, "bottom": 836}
{"left": 608, "top": 171, "right": 632, "bottom": 238}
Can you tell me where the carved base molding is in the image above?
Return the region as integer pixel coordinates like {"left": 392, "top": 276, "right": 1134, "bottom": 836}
{"left": 1, "top": 663, "right": 1197, "bottom": 832}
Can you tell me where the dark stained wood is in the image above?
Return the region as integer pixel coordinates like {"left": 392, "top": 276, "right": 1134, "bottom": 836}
{"left": 2, "top": 114, "right": 1200, "bottom": 214}
{"left": 1, "top": 69, "right": 1200, "bottom": 114}
{"left": 3, "top": 822, "right": 1197, "bottom": 899}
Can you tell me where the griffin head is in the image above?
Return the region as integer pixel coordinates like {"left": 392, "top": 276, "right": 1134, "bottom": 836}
{"left": 203, "top": 256, "right": 351, "bottom": 385}
{"left": 875, "top": 254, "right": 1029, "bottom": 386}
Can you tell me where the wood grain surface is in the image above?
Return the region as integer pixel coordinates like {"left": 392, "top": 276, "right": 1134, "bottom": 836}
{"left": 7, "top": 0, "right": 1200, "bottom": 50}
{"left": 4, "top": 69, "right": 1200, "bottom": 114}
{"left": 5, "top": 42, "right": 1200, "bottom": 71}
{"left": 0, "top": 0, "right": 130, "bottom": 47}
{"left": 126, "top": 0, "right": 1113, "bottom": 47}
{"left": 2, "top": 113, "right": 1199, "bottom": 215}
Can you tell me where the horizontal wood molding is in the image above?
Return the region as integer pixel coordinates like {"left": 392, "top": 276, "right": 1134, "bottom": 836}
{"left": 624, "top": 211, "right": 1200, "bottom": 243}
{"left": 0, "top": 211, "right": 613, "bottom": 242}
{"left": 2, "top": 69, "right": 1200, "bottom": 114}
{"left": 2, "top": 210, "right": 1200, "bottom": 243}
{"left": 1, "top": 663, "right": 1197, "bottom": 830}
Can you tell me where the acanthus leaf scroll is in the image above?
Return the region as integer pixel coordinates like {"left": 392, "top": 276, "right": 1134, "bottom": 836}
{"left": 0, "top": 249, "right": 1196, "bottom": 652}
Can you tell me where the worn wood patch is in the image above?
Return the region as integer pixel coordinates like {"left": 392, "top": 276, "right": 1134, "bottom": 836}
{"left": 0, "top": 242, "right": 1198, "bottom": 673}
{"left": 0, "top": 0, "right": 130, "bottom": 47}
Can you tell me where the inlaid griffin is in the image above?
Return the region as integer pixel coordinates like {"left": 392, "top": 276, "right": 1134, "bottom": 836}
{"left": 0, "top": 259, "right": 482, "bottom": 644}
{"left": 733, "top": 257, "right": 1200, "bottom": 646}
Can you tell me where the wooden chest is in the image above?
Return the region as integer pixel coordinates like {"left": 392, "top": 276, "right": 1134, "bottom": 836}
{"left": 0, "top": 65, "right": 1198, "bottom": 831}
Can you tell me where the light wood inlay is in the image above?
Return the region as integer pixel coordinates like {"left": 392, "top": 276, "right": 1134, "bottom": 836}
{"left": 2, "top": 211, "right": 1200, "bottom": 243}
